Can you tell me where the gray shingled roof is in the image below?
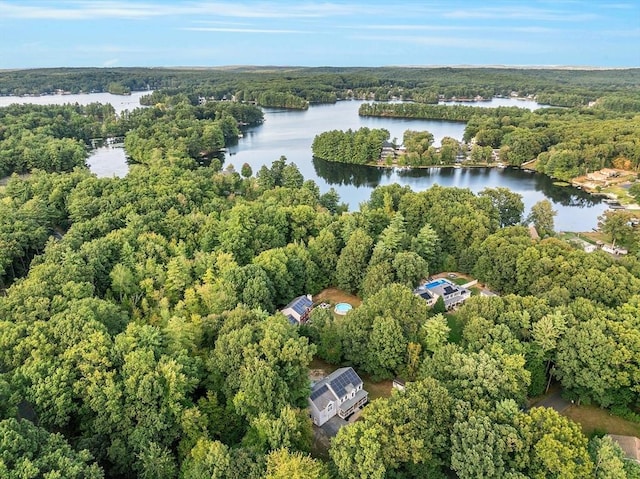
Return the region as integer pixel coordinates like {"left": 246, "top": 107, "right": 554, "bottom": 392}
{"left": 309, "top": 384, "right": 336, "bottom": 410}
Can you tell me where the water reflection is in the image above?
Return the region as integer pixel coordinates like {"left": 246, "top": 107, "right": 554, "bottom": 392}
{"left": 313, "top": 159, "right": 604, "bottom": 211}
{"left": 8, "top": 91, "right": 608, "bottom": 231}
{"left": 312, "top": 157, "right": 388, "bottom": 187}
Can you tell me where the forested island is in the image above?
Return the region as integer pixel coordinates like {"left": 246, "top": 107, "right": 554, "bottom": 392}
{"left": 311, "top": 128, "right": 390, "bottom": 164}
{"left": 311, "top": 127, "right": 464, "bottom": 167}
{"left": 359, "top": 100, "right": 640, "bottom": 184}
{"left": 1, "top": 67, "right": 640, "bottom": 478}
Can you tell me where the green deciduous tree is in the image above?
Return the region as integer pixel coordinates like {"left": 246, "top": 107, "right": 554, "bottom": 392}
{"left": 480, "top": 187, "right": 525, "bottom": 227}
{"left": 422, "top": 344, "right": 530, "bottom": 411}
{"left": 330, "top": 378, "right": 452, "bottom": 478}
{"left": 335, "top": 228, "right": 373, "bottom": 294}
{"left": 265, "top": 448, "right": 329, "bottom": 479}
{"left": 0, "top": 418, "right": 104, "bottom": 479}
{"left": 527, "top": 200, "right": 557, "bottom": 237}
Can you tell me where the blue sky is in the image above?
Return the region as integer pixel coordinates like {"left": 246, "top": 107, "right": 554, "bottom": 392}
{"left": 0, "top": 1, "right": 638, "bottom": 69}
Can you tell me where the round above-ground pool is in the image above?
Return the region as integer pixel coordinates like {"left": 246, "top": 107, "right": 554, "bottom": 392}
{"left": 334, "top": 302, "right": 353, "bottom": 315}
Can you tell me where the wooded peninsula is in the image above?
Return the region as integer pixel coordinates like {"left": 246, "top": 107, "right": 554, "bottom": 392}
{"left": 1, "top": 67, "right": 640, "bottom": 479}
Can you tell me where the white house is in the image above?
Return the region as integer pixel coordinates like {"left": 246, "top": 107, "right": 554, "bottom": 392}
{"left": 602, "top": 244, "right": 628, "bottom": 256}
{"left": 309, "top": 367, "right": 368, "bottom": 426}
{"left": 414, "top": 278, "right": 471, "bottom": 310}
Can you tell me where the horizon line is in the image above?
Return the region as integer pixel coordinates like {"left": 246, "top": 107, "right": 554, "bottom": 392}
{"left": 1, "top": 64, "right": 639, "bottom": 72}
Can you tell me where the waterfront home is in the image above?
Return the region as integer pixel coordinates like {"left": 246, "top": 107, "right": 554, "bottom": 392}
{"left": 309, "top": 367, "right": 368, "bottom": 426}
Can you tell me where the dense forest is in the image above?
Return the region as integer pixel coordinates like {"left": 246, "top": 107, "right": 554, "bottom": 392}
{"left": 0, "top": 103, "right": 117, "bottom": 176}
{"left": 1, "top": 69, "right": 640, "bottom": 478}
{"left": 2, "top": 66, "right": 640, "bottom": 109}
{"left": 311, "top": 128, "right": 390, "bottom": 164}
{"left": 2, "top": 155, "right": 640, "bottom": 478}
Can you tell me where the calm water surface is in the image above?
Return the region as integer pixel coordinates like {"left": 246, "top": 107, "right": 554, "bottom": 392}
{"left": 0, "top": 93, "right": 607, "bottom": 231}
{"left": 0, "top": 91, "right": 150, "bottom": 115}
{"left": 86, "top": 145, "right": 128, "bottom": 178}
{"left": 226, "top": 99, "right": 606, "bottom": 231}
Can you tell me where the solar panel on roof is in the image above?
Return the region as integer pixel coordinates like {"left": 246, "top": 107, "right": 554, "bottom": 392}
{"left": 310, "top": 384, "right": 329, "bottom": 401}
{"left": 291, "top": 296, "right": 312, "bottom": 315}
{"left": 329, "top": 368, "right": 362, "bottom": 398}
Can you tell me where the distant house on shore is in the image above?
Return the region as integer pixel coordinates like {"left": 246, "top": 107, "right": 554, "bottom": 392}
{"left": 309, "top": 367, "right": 368, "bottom": 426}
{"left": 569, "top": 238, "right": 598, "bottom": 253}
{"left": 281, "top": 294, "right": 313, "bottom": 325}
{"left": 602, "top": 244, "right": 628, "bottom": 256}
{"left": 380, "top": 140, "right": 396, "bottom": 161}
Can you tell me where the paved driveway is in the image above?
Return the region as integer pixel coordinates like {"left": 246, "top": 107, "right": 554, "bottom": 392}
{"left": 320, "top": 415, "right": 348, "bottom": 437}
{"left": 533, "top": 389, "right": 572, "bottom": 413}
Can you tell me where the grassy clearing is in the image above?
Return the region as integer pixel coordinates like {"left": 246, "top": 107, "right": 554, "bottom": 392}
{"left": 581, "top": 231, "right": 608, "bottom": 243}
{"left": 563, "top": 405, "right": 640, "bottom": 437}
{"left": 314, "top": 288, "right": 362, "bottom": 308}
{"left": 451, "top": 277, "right": 469, "bottom": 286}
{"left": 560, "top": 231, "right": 607, "bottom": 246}
{"left": 445, "top": 312, "right": 464, "bottom": 344}
{"left": 361, "top": 376, "right": 393, "bottom": 401}
{"left": 308, "top": 356, "right": 338, "bottom": 375}
{"left": 601, "top": 185, "right": 636, "bottom": 205}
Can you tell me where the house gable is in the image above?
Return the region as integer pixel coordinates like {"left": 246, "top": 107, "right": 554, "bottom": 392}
{"left": 281, "top": 294, "right": 313, "bottom": 325}
{"left": 308, "top": 367, "right": 368, "bottom": 426}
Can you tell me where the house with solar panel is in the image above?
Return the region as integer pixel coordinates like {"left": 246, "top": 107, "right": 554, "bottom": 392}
{"left": 308, "top": 367, "right": 368, "bottom": 426}
{"left": 281, "top": 294, "right": 313, "bottom": 325}
{"left": 414, "top": 278, "right": 471, "bottom": 310}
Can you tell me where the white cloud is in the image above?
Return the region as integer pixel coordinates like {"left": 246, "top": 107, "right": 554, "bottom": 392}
{"left": 0, "top": 1, "right": 361, "bottom": 20}
{"left": 102, "top": 58, "right": 119, "bottom": 67}
{"left": 443, "top": 6, "right": 598, "bottom": 22}
{"left": 601, "top": 3, "right": 636, "bottom": 9}
{"left": 184, "top": 27, "right": 310, "bottom": 34}
{"left": 347, "top": 24, "right": 556, "bottom": 34}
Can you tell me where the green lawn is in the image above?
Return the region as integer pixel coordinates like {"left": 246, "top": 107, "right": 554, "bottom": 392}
{"left": 601, "top": 185, "right": 636, "bottom": 205}
{"left": 361, "top": 376, "right": 393, "bottom": 401}
{"left": 445, "top": 312, "right": 464, "bottom": 344}
{"left": 563, "top": 405, "right": 640, "bottom": 438}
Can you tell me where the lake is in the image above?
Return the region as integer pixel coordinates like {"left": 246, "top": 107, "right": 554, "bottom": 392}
{"left": 0, "top": 93, "right": 607, "bottom": 231}
{"left": 225, "top": 99, "right": 606, "bottom": 231}
{"left": 0, "top": 90, "right": 150, "bottom": 115}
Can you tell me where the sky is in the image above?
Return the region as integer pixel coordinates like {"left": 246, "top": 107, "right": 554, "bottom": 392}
{"left": 0, "top": 1, "right": 638, "bottom": 69}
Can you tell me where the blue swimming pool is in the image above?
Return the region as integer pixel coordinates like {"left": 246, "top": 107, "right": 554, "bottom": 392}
{"left": 334, "top": 302, "right": 353, "bottom": 315}
{"left": 425, "top": 278, "right": 448, "bottom": 289}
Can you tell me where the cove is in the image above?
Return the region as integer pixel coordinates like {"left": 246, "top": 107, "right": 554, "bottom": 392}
{"left": 0, "top": 93, "right": 609, "bottom": 231}
{"left": 226, "top": 99, "right": 607, "bottom": 231}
